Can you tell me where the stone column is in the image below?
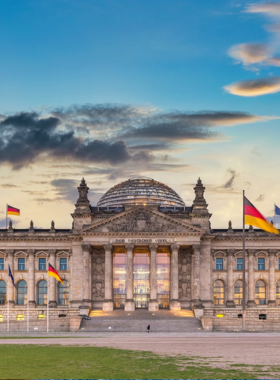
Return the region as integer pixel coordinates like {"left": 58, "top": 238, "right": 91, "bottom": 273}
{"left": 192, "top": 244, "right": 203, "bottom": 308}
{"left": 82, "top": 245, "right": 91, "bottom": 306}
{"left": 149, "top": 244, "right": 159, "bottom": 311}
{"left": 226, "top": 249, "right": 235, "bottom": 307}
{"left": 49, "top": 249, "right": 57, "bottom": 307}
{"left": 247, "top": 249, "right": 256, "bottom": 307}
{"left": 6, "top": 250, "right": 14, "bottom": 306}
{"left": 103, "top": 244, "right": 114, "bottom": 311}
{"left": 125, "top": 244, "right": 135, "bottom": 311}
{"left": 268, "top": 250, "right": 277, "bottom": 307}
{"left": 28, "top": 249, "right": 36, "bottom": 307}
{"left": 170, "top": 243, "right": 181, "bottom": 311}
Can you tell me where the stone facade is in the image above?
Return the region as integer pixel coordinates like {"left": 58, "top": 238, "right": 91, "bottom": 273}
{"left": 1, "top": 177, "right": 280, "bottom": 331}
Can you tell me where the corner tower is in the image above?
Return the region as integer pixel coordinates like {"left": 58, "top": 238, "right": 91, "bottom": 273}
{"left": 191, "top": 178, "right": 211, "bottom": 230}
{"left": 72, "top": 178, "right": 92, "bottom": 231}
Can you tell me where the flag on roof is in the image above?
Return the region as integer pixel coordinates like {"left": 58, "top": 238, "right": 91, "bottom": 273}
{"left": 7, "top": 205, "right": 20, "bottom": 216}
{"left": 244, "top": 196, "right": 279, "bottom": 234}
{"left": 48, "top": 263, "right": 63, "bottom": 284}
{"left": 275, "top": 204, "right": 280, "bottom": 216}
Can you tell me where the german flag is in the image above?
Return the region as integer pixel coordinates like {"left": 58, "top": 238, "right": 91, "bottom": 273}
{"left": 48, "top": 263, "right": 63, "bottom": 284}
{"left": 244, "top": 196, "right": 279, "bottom": 234}
{"left": 7, "top": 205, "right": 20, "bottom": 216}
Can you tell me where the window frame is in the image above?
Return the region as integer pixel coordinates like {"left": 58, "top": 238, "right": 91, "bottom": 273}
{"left": 0, "top": 280, "right": 7, "bottom": 305}
{"left": 255, "top": 279, "right": 266, "bottom": 305}
{"left": 37, "top": 280, "right": 48, "bottom": 305}
{"left": 236, "top": 258, "right": 243, "bottom": 271}
{"left": 59, "top": 258, "right": 67, "bottom": 271}
{"left": 215, "top": 258, "right": 223, "bottom": 271}
{"left": 39, "top": 258, "right": 46, "bottom": 271}
{"left": 0, "top": 258, "right": 4, "bottom": 271}
{"left": 213, "top": 279, "right": 225, "bottom": 305}
{"left": 58, "top": 280, "right": 69, "bottom": 306}
{"left": 17, "top": 280, "right": 27, "bottom": 305}
{"left": 258, "top": 257, "right": 265, "bottom": 271}
{"left": 18, "top": 258, "right": 26, "bottom": 271}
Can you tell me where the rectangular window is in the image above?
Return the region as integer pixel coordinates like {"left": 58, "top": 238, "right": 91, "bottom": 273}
{"left": 258, "top": 258, "right": 265, "bottom": 270}
{"left": 0, "top": 258, "right": 4, "bottom": 270}
{"left": 39, "top": 258, "right": 46, "bottom": 271}
{"left": 237, "top": 258, "right": 243, "bottom": 271}
{"left": 216, "top": 258, "right": 223, "bottom": 270}
{"left": 60, "top": 258, "right": 67, "bottom": 271}
{"left": 18, "top": 258, "right": 25, "bottom": 271}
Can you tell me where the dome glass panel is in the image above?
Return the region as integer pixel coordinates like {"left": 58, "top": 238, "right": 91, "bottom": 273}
{"left": 97, "top": 177, "right": 185, "bottom": 207}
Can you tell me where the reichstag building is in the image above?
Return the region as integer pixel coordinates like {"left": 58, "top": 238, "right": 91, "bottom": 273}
{"left": 1, "top": 176, "right": 280, "bottom": 320}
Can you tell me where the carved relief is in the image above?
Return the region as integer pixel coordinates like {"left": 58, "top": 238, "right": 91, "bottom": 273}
{"left": 178, "top": 248, "right": 192, "bottom": 301}
{"left": 106, "top": 210, "right": 180, "bottom": 233}
{"left": 92, "top": 249, "right": 105, "bottom": 300}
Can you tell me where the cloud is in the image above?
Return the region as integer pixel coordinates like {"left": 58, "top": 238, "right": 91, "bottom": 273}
{"left": 119, "top": 111, "right": 270, "bottom": 141}
{"left": 222, "top": 168, "right": 237, "bottom": 189}
{"left": 0, "top": 184, "right": 19, "bottom": 188}
{"left": 228, "top": 43, "right": 273, "bottom": 66}
{"left": 246, "top": 2, "right": 280, "bottom": 17}
{"left": 224, "top": 77, "right": 280, "bottom": 96}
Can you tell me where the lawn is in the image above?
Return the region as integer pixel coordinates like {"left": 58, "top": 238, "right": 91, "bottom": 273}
{"left": 0, "top": 344, "right": 271, "bottom": 379}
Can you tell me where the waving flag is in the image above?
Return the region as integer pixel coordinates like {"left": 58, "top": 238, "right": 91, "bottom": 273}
{"left": 8, "top": 264, "right": 16, "bottom": 288}
{"left": 244, "top": 196, "right": 279, "bottom": 234}
{"left": 7, "top": 205, "right": 20, "bottom": 216}
{"left": 48, "top": 263, "right": 63, "bottom": 284}
{"left": 275, "top": 204, "right": 280, "bottom": 216}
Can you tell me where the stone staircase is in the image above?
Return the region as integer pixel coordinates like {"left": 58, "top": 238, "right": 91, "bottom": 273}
{"left": 80, "top": 309, "right": 202, "bottom": 332}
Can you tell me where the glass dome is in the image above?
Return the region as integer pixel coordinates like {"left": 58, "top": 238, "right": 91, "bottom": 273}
{"left": 97, "top": 177, "right": 185, "bottom": 207}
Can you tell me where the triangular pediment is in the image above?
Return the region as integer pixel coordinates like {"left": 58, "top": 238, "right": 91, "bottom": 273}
{"left": 82, "top": 206, "right": 204, "bottom": 235}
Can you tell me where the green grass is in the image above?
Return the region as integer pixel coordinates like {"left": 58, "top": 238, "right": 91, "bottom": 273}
{"left": 0, "top": 344, "right": 273, "bottom": 379}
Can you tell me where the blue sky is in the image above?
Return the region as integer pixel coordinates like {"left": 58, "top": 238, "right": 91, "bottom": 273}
{"left": 1, "top": 0, "right": 280, "bottom": 229}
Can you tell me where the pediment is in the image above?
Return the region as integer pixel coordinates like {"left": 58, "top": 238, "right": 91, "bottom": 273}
{"left": 82, "top": 206, "right": 204, "bottom": 235}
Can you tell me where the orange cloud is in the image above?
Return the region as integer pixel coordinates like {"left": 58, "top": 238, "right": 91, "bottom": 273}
{"left": 224, "top": 77, "right": 280, "bottom": 97}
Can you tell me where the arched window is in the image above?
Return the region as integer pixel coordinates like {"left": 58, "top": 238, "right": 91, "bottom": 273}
{"left": 255, "top": 280, "right": 266, "bottom": 305}
{"left": 213, "top": 280, "right": 225, "bottom": 305}
{"left": 276, "top": 281, "right": 280, "bottom": 305}
{"left": 17, "top": 280, "right": 27, "bottom": 305}
{"left": 0, "top": 280, "right": 6, "bottom": 305}
{"left": 234, "top": 280, "right": 243, "bottom": 305}
{"left": 58, "top": 280, "right": 69, "bottom": 306}
{"left": 37, "top": 280, "right": 48, "bottom": 305}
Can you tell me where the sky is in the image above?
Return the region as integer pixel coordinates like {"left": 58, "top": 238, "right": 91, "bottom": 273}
{"left": 1, "top": 0, "right": 280, "bottom": 229}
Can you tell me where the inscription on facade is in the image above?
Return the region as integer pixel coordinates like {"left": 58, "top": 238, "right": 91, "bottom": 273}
{"left": 113, "top": 238, "right": 174, "bottom": 244}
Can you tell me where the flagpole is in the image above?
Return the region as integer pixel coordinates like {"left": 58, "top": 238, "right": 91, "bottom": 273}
{"left": 27, "top": 286, "right": 29, "bottom": 333}
{"left": 242, "top": 190, "right": 246, "bottom": 331}
{"left": 6, "top": 204, "right": 7, "bottom": 230}
{"left": 47, "top": 279, "right": 49, "bottom": 333}
{"left": 7, "top": 277, "right": 9, "bottom": 333}
{"left": 274, "top": 204, "right": 276, "bottom": 227}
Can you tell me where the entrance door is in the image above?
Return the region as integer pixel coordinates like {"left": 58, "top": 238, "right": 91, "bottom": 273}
{"left": 133, "top": 252, "right": 150, "bottom": 309}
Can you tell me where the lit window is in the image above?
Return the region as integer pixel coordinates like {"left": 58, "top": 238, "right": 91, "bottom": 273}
{"left": 37, "top": 280, "right": 48, "bottom": 305}
{"left": 234, "top": 280, "right": 243, "bottom": 305}
{"left": 258, "top": 258, "right": 265, "bottom": 270}
{"left": 58, "top": 280, "right": 69, "bottom": 305}
{"left": 113, "top": 252, "right": 127, "bottom": 309}
{"left": 18, "top": 258, "right": 25, "bottom": 270}
{"left": 16, "top": 314, "right": 25, "bottom": 321}
{"left": 0, "top": 258, "right": 4, "bottom": 270}
{"left": 0, "top": 315, "right": 3, "bottom": 322}
{"left": 213, "top": 280, "right": 225, "bottom": 305}
{"left": 255, "top": 280, "right": 266, "bottom": 305}
{"left": 216, "top": 258, "right": 223, "bottom": 270}
{"left": 39, "top": 258, "right": 46, "bottom": 271}
{"left": 17, "top": 280, "right": 27, "bottom": 305}
{"left": 0, "top": 280, "right": 6, "bottom": 305}
{"left": 60, "top": 258, "right": 67, "bottom": 271}
{"left": 237, "top": 258, "right": 243, "bottom": 271}
{"left": 37, "top": 314, "right": 46, "bottom": 319}
{"left": 157, "top": 252, "right": 170, "bottom": 309}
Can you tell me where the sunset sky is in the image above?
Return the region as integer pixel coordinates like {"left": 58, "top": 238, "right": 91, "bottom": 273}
{"left": 1, "top": 0, "right": 280, "bottom": 229}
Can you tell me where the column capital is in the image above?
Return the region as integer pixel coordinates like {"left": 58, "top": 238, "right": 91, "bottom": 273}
{"left": 103, "top": 244, "right": 113, "bottom": 252}
{"left": 269, "top": 249, "right": 277, "bottom": 256}
{"left": 170, "top": 243, "right": 180, "bottom": 252}
{"left": 82, "top": 244, "right": 91, "bottom": 252}
{"left": 27, "top": 249, "right": 35, "bottom": 255}
{"left": 149, "top": 244, "right": 158, "bottom": 253}
{"left": 125, "top": 244, "right": 134, "bottom": 252}
{"left": 248, "top": 249, "right": 255, "bottom": 256}
{"left": 227, "top": 249, "right": 235, "bottom": 256}
{"left": 48, "top": 249, "right": 56, "bottom": 256}
{"left": 6, "top": 249, "right": 13, "bottom": 257}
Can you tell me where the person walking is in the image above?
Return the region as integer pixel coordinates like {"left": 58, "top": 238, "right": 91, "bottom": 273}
{"left": 147, "top": 324, "right": 150, "bottom": 333}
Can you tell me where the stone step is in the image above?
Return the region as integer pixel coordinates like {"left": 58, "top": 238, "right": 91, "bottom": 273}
{"left": 81, "top": 318, "right": 202, "bottom": 332}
